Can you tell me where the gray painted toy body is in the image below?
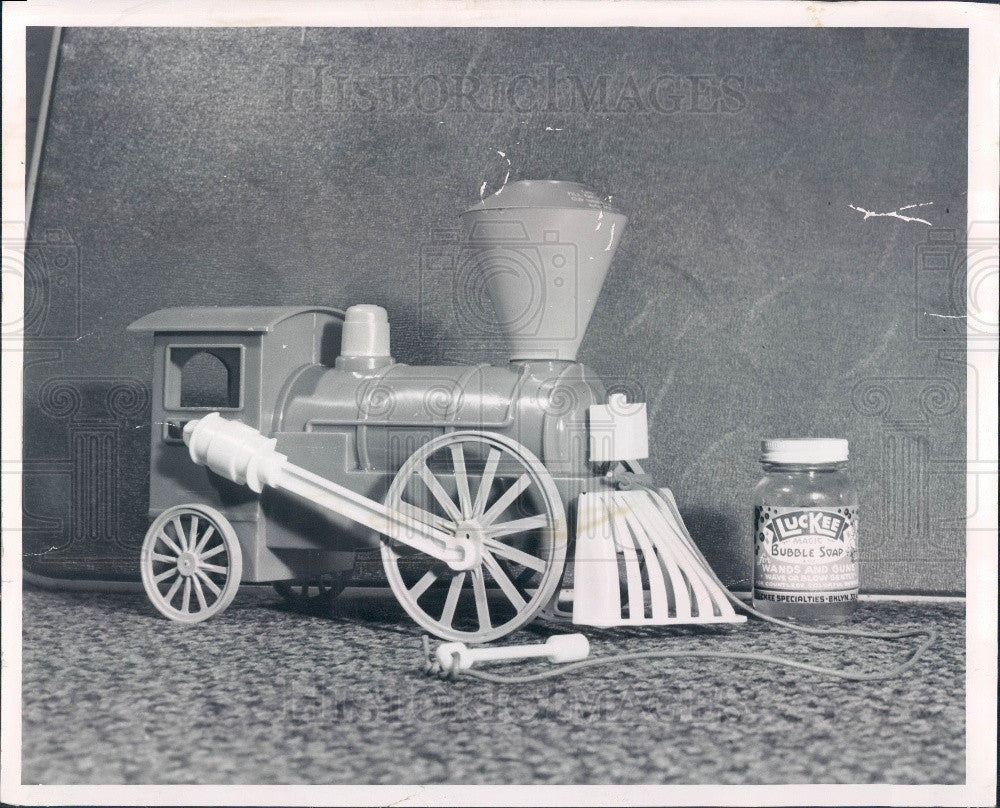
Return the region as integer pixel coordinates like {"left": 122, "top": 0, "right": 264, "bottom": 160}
{"left": 131, "top": 310, "right": 609, "bottom": 584}
{"left": 129, "top": 180, "right": 665, "bottom": 647}
{"left": 131, "top": 181, "right": 627, "bottom": 588}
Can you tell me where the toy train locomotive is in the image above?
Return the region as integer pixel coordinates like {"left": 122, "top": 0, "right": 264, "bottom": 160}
{"left": 130, "top": 181, "right": 742, "bottom": 642}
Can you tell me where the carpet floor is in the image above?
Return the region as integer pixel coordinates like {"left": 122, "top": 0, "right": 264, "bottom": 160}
{"left": 20, "top": 587, "right": 964, "bottom": 785}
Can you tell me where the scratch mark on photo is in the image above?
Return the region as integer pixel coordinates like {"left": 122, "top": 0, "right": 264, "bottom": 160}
{"left": 848, "top": 202, "right": 933, "bottom": 226}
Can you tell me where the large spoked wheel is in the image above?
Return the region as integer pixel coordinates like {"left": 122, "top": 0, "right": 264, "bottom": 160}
{"left": 140, "top": 504, "right": 243, "bottom": 624}
{"left": 381, "top": 430, "right": 567, "bottom": 643}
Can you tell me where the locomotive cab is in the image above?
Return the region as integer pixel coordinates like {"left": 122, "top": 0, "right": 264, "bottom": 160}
{"left": 128, "top": 306, "right": 353, "bottom": 585}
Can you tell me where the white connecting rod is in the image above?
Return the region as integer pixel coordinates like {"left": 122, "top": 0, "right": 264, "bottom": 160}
{"left": 435, "top": 633, "right": 590, "bottom": 672}
{"left": 182, "top": 413, "right": 474, "bottom": 570}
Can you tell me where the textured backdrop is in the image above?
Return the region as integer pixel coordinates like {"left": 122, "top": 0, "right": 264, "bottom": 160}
{"left": 23, "top": 27, "right": 968, "bottom": 592}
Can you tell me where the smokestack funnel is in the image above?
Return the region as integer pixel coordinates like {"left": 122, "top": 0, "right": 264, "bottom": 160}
{"left": 460, "top": 180, "right": 626, "bottom": 362}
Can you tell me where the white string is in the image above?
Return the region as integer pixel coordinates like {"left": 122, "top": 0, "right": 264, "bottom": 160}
{"left": 422, "top": 479, "right": 938, "bottom": 684}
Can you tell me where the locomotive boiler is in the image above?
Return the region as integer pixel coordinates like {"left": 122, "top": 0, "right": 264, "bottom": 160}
{"left": 130, "top": 181, "right": 742, "bottom": 642}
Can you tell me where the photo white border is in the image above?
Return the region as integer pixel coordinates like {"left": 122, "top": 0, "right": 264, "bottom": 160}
{"left": 2, "top": 1, "right": 997, "bottom": 805}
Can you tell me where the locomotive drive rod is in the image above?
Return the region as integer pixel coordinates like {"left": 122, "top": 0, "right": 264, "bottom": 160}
{"left": 182, "top": 413, "right": 478, "bottom": 571}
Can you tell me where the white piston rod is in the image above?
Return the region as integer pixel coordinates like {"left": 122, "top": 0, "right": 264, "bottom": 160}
{"left": 182, "top": 413, "right": 478, "bottom": 570}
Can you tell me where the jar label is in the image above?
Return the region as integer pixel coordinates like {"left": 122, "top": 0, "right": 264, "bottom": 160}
{"left": 754, "top": 505, "right": 859, "bottom": 602}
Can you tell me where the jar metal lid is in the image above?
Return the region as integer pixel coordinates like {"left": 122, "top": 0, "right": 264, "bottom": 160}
{"left": 760, "top": 438, "right": 849, "bottom": 464}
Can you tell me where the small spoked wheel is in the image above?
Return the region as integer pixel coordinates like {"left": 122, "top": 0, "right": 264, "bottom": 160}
{"left": 140, "top": 504, "right": 242, "bottom": 623}
{"left": 381, "top": 430, "right": 567, "bottom": 643}
{"left": 273, "top": 573, "right": 348, "bottom": 614}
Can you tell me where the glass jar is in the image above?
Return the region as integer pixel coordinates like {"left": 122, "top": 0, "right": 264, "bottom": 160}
{"left": 752, "top": 439, "right": 859, "bottom": 624}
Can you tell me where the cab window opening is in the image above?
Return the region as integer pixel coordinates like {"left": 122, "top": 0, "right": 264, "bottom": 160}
{"left": 167, "top": 346, "right": 243, "bottom": 410}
